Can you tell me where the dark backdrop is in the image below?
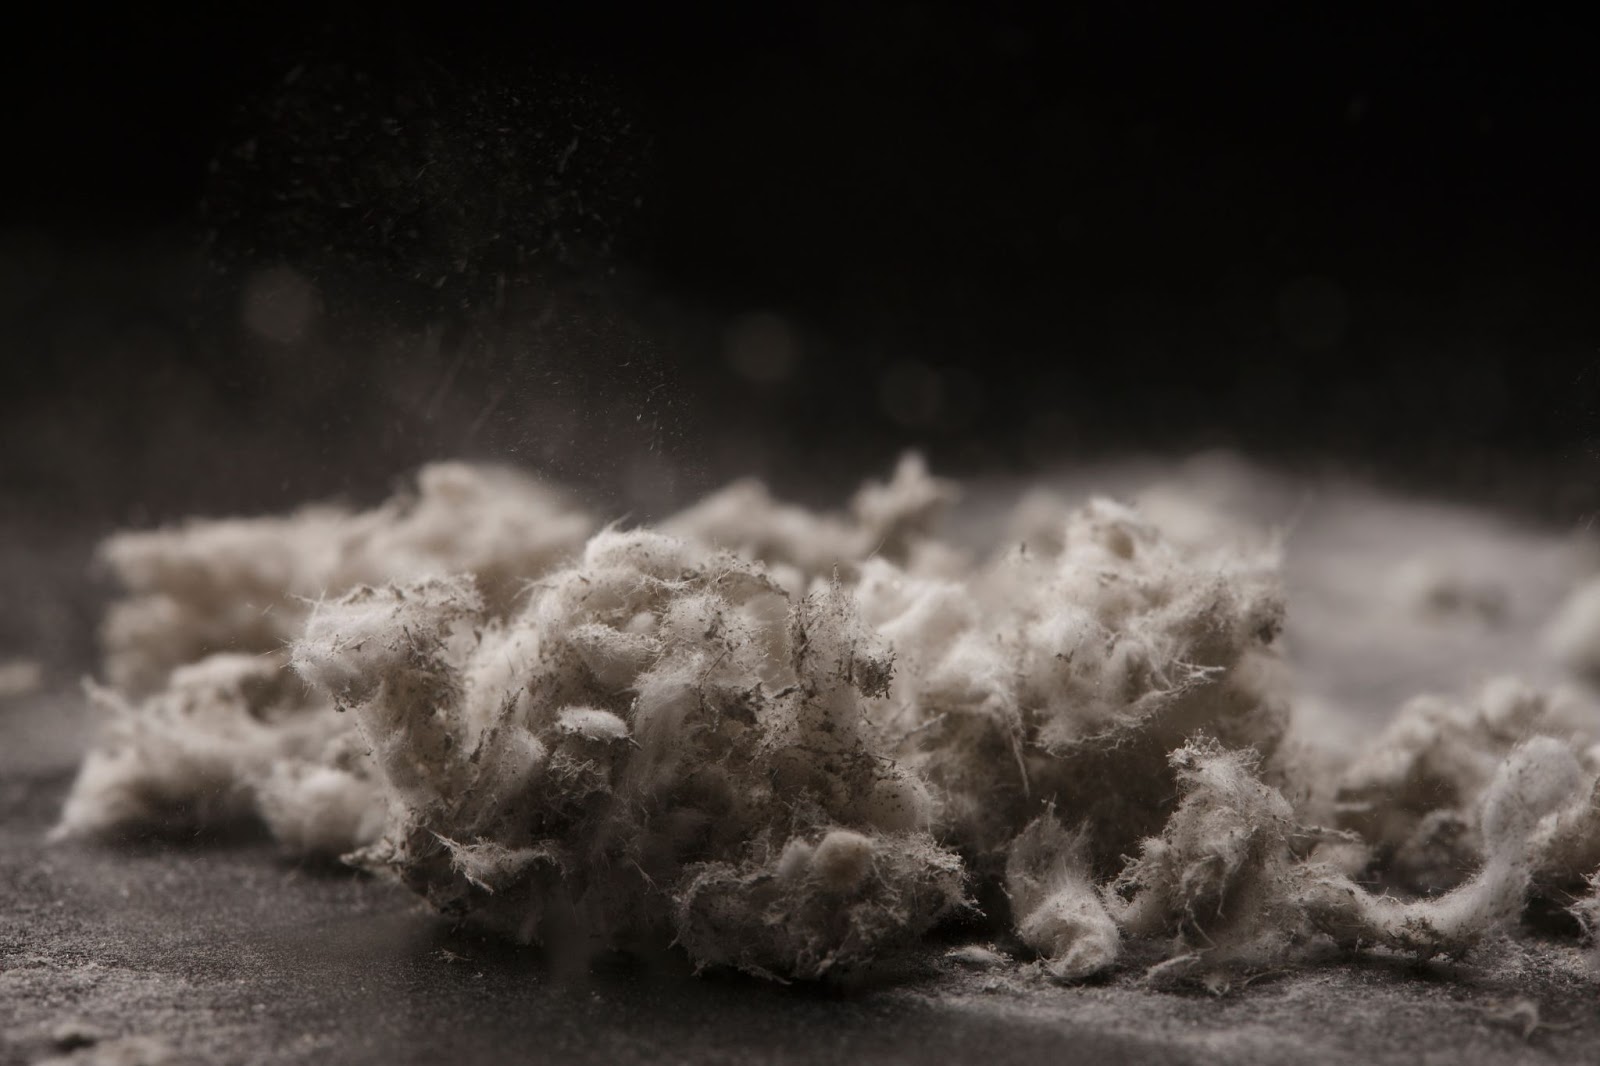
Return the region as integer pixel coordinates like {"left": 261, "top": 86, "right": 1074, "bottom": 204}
{"left": 3, "top": 3, "right": 1597, "bottom": 523}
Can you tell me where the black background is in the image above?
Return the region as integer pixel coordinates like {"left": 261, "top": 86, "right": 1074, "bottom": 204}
{"left": 3, "top": 4, "right": 1597, "bottom": 522}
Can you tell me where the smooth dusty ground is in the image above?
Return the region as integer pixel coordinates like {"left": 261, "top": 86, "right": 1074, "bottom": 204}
{"left": 5, "top": 458, "right": 1600, "bottom": 1065}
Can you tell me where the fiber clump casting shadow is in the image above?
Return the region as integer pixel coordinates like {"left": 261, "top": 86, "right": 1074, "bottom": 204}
{"left": 52, "top": 455, "right": 1600, "bottom": 987}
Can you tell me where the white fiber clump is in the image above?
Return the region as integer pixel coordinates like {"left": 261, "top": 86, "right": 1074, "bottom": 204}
{"left": 52, "top": 453, "right": 1600, "bottom": 984}
{"left": 56, "top": 464, "right": 591, "bottom": 852}
{"left": 97, "top": 462, "right": 592, "bottom": 695}
{"left": 1108, "top": 740, "right": 1310, "bottom": 973}
{"left": 1547, "top": 576, "right": 1600, "bottom": 681}
{"left": 664, "top": 452, "right": 965, "bottom": 586}
{"left": 290, "top": 532, "right": 964, "bottom": 978}
{"left": 54, "top": 654, "right": 364, "bottom": 845}
{"left": 1004, "top": 811, "right": 1119, "bottom": 980}
{"left": 859, "top": 494, "right": 1290, "bottom": 877}
{"left": 1103, "top": 734, "right": 1595, "bottom": 976}
{"left": 1304, "top": 736, "right": 1589, "bottom": 958}
{"left": 1333, "top": 677, "right": 1600, "bottom": 892}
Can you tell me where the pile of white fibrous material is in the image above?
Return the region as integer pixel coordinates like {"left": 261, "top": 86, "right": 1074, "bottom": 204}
{"left": 53, "top": 457, "right": 1600, "bottom": 984}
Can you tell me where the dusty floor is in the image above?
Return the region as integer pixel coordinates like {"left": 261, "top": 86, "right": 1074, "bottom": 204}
{"left": 5, "top": 458, "right": 1600, "bottom": 1064}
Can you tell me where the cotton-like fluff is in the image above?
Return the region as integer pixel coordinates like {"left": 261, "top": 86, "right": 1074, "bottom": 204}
{"left": 98, "top": 508, "right": 350, "bottom": 697}
{"left": 52, "top": 653, "right": 376, "bottom": 849}
{"left": 1304, "top": 736, "right": 1590, "bottom": 959}
{"left": 1571, "top": 872, "right": 1600, "bottom": 952}
{"left": 1547, "top": 576, "right": 1600, "bottom": 682}
{"left": 1108, "top": 740, "right": 1310, "bottom": 974}
{"left": 290, "top": 531, "right": 967, "bottom": 979}
{"left": 99, "top": 462, "right": 592, "bottom": 695}
{"left": 336, "top": 463, "right": 595, "bottom": 614}
{"left": 58, "top": 463, "right": 590, "bottom": 853}
{"left": 1009, "top": 500, "right": 1288, "bottom": 859}
{"left": 664, "top": 452, "right": 965, "bottom": 584}
{"left": 856, "top": 558, "right": 1027, "bottom": 867}
{"left": 1004, "top": 810, "right": 1119, "bottom": 981}
{"left": 1528, "top": 767, "right": 1600, "bottom": 900}
{"left": 860, "top": 496, "right": 1290, "bottom": 876}
{"left": 1109, "top": 737, "right": 1593, "bottom": 979}
{"left": 1334, "top": 677, "right": 1600, "bottom": 892}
